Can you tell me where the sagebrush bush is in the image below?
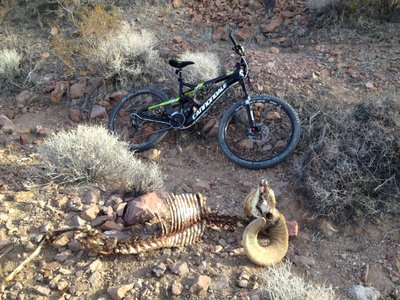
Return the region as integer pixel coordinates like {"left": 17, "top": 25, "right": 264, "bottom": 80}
{"left": 297, "top": 95, "right": 400, "bottom": 221}
{"left": 256, "top": 261, "right": 337, "bottom": 299}
{"left": 92, "top": 22, "right": 162, "bottom": 87}
{"left": 309, "top": 0, "right": 400, "bottom": 21}
{"left": 0, "top": 48, "right": 21, "bottom": 79}
{"left": 178, "top": 51, "right": 220, "bottom": 83}
{"left": 39, "top": 125, "right": 163, "bottom": 194}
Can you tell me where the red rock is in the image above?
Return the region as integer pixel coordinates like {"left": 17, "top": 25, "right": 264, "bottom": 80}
{"left": 109, "top": 91, "right": 128, "bottom": 102}
{"left": 123, "top": 192, "right": 168, "bottom": 225}
{"left": 90, "top": 105, "right": 106, "bottom": 119}
{"left": 69, "top": 82, "right": 87, "bottom": 99}
{"left": 262, "top": 16, "right": 282, "bottom": 33}
{"left": 213, "top": 27, "right": 226, "bottom": 42}
{"left": 236, "top": 27, "right": 255, "bottom": 41}
{"left": 192, "top": 180, "right": 211, "bottom": 193}
{"left": 286, "top": 220, "right": 299, "bottom": 237}
{"left": 281, "top": 10, "right": 296, "bottom": 18}
{"left": 51, "top": 81, "right": 69, "bottom": 104}
{"left": 69, "top": 108, "right": 82, "bottom": 123}
{"left": 101, "top": 221, "right": 124, "bottom": 231}
{"left": 16, "top": 90, "right": 37, "bottom": 107}
{"left": 0, "top": 115, "right": 15, "bottom": 134}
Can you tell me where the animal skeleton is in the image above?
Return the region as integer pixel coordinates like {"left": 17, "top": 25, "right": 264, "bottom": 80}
{"left": 75, "top": 179, "right": 289, "bottom": 267}
{"left": 2, "top": 179, "right": 289, "bottom": 288}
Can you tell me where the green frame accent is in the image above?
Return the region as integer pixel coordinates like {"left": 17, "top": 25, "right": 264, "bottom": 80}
{"left": 184, "top": 82, "right": 205, "bottom": 96}
{"left": 148, "top": 98, "right": 180, "bottom": 110}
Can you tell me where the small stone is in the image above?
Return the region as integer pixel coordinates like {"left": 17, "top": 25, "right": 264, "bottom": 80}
{"left": 286, "top": 220, "right": 299, "bottom": 237}
{"left": 33, "top": 286, "right": 51, "bottom": 296}
{"left": 54, "top": 250, "right": 71, "bottom": 262}
{"left": 190, "top": 275, "right": 211, "bottom": 295}
{"left": 115, "top": 202, "right": 126, "bottom": 217}
{"left": 67, "top": 240, "right": 81, "bottom": 252}
{"left": 192, "top": 180, "right": 211, "bottom": 193}
{"left": 0, "top": 239, "right": 13, "bottom": 250}
{"left": 69, "top": 108, "right": 82, "bottom": 123}
{"left": 261, "top": 16, "right": 282, "bottom": 33}
{"left": 236, "top": 27, "right": 255, "bottom": 41}
{"left": 269, "top": 47, "right": 280, "bottom": 54}
{"left": 69, "top": 82, "right": 86, "bottom": 99}
{"left": 91, "top": 215, "right": 110, "bottom": 227}
{"left": 237, "top": 279, "right": 248, "bottom": 288}
{"left": 349, "top": 284, "right": 380, "bottom": 300}
{"left": 210, "top": 274, "right": 229, "bottom": 291}
{"left": 51, "top": 81, "right": 69, "bottom": 104}
{"left": 107, "top": 283, "right": 134, "bottom": 300}
{"left": 80, "top": 205, "right": 100, "bottom": 221}
{"left": 0, "top": 115, "right": 15, "bottom": 134}
{"left": 70, "top": 216, "right": 87, "bottom": 227}
{"left": 89, "top": 259, "right": 103, "bottom": 273}
{"left": 90, "top": 105, "right": 106, "bottom": 119}
{"left": 83, "top": 190, "right": 101, "bottom": 204}
{"left": 101, "top": 221, "right": 124, "bottom": 231}
{"left": 171, "top": 280, "right": 183, "bottom": 296}
{"left": 171, "top": 262, "right": 190, "bottom": 276}
{"left": 123, "top": 193, "right": 168, "bottom": 225}
{"left": 152, "top": 263, "right": 167, "bottom": 277}
{"left": 214, "top": 245, "right": 224, "bottom": 253}
{"left": 292, "top": 255, "right": 316, "bottom": 267}
{"left": 57, "top": 280, "right": 69, "bottom": 291}
{"left": 141, "top": 149, "right": 161, "bottom": 160}
{"left": 68, "top": 196, "right": 83, "bottom": 212}
{"left": 52, "top": 235, "right": 70, "bottom": 248}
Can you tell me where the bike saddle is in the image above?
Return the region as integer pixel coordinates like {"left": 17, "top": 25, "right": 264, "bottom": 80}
{"left": 169, "top": 59, "right": 194, "bottom": 69}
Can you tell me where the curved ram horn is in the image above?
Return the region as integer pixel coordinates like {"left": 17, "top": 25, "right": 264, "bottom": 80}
{"left": 242, "top": 213, "right": 289, "bottom": 266}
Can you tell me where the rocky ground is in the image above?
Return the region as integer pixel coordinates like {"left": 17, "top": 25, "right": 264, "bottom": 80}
{"left": 1, "top": 1, "right": 400, "bottom": 299}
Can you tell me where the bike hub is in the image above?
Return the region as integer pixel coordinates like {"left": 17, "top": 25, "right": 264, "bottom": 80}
{"left": 170, "top": 112, "right": 186, "bottom": 128}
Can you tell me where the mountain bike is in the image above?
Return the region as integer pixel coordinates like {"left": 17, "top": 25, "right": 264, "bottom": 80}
{"left": 108, "top": 33, "right": 301, "bottom": 169}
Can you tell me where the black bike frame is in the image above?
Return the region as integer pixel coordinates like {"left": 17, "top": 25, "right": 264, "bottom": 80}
{"left": 135, "top": 57, "right": 254, "bottom": 130}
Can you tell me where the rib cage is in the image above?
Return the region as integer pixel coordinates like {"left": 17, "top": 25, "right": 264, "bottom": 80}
{"left": 163, "top": 193, "right": 210, "bottom": 235}
{"left": 77, "top": 193, "right": 212, "bottom": 255}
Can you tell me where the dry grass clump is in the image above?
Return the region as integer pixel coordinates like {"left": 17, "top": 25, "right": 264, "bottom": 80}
{"left": 178, "top": 51, "right": 221, "bottom": 83}
{"left": 297, "top": 95, "right": 400, "bottom": 221}
{"left": 308, "top": 0, "right": 400, "bottom": 21}
{"left": 256, "top": 261, "right": 337, "bottom": 299}
{"left": 92, "top": 22, "right": 162, "bottom": 87}
{"left": 51, "top": 3, "right": 162, "bottom": 87}
{"left": 0, "top": 48, "right": 22, "bottom": 79}
{"left": 39, "top": 125, "right": 163, "bottom": 194}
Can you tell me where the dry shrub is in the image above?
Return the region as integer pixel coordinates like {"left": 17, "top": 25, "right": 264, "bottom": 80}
{"left": 39, "top": 125, "right": 163, "bottom": 194}
{"left": 51, "top": 3, "right": 162, "bottom": 87}
{"left": 310, "top": 0, "right": 400, "bottom": 21}
{"left": 92, "top": 22, "right": 162, "bottom": 87}
{"left": 297, "top": 95, "right": 400, "bottom": 221}
{"left": 256, "top": 261, "right": 337, "bottom": 299}
{"left": 0, "top": 48, "right": 21, "bottom": 79}
{"left": 178, "top": 51, "right": 221, "bottom": 83}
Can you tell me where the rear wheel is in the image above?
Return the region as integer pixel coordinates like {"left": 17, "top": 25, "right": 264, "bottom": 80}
{"left": 218, "top": 95, "right": 301, "bottom": 169}
{"left": 108, "top": 88, "right": 171, "bottom": 151}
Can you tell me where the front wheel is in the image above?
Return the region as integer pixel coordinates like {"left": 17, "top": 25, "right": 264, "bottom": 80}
{"left": 108, "top": 88, "right": 171, "bottom": 151}
{"left": 218, "top": 95, "right": 301, "bottom": 169}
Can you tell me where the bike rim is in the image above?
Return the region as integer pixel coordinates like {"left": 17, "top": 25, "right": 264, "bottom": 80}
{"left": 223, "top": 101, "right": 294, "bottom": 163}
{"left": 113, "top": 93, "right": 170, "bottom": 148}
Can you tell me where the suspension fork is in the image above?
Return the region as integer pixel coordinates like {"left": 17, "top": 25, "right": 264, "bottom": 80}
{"left": 240, "top": 79, "right": 256, "bottom": 128}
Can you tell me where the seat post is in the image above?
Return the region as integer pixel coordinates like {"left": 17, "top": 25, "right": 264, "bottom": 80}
{"left": 177, "top": 68, "right": 184, "bottom": 98}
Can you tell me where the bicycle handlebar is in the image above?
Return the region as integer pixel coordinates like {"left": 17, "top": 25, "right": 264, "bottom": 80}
{"left": 229, "top": 32, "right": 245, "bottom": 56}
